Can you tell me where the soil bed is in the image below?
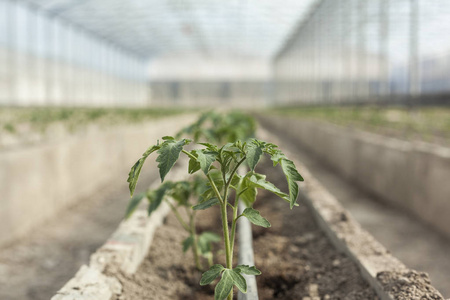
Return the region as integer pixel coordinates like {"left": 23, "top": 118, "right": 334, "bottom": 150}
{"left": 109, "top": 158, "right": 377, "bottom": 299}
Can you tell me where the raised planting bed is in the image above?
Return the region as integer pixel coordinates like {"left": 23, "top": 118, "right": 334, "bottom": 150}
{"left": 51, "top": 121, "right": 446, "bottom": 300}
{"left": 65, "top": 157, "right": 376, "bottom": 300}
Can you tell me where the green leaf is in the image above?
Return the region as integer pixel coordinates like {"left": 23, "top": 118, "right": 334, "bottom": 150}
{"left": 229, "top": 269, "right": 247, "bottom": 293}
{"left": 235, "top": 265, "right": 261, "bottom": 276}
{"left": 124, "top": 193, "right": 145, "bottom": 219}
{"left": 147, "top": 183, "right": 171, "bottom": 216}
{"left": 195, "top": 150, "right": 216, "bottom": 175}
{"left": 215, "top": 269, "right": 234, "bottom": 300}
{"left": 192, "top": 197, "right": 220, "bottom": 210}
{"left": 240, "top": 186, "right": 257, "bottom": 207}
{"left": 248, "top": 174, "right": 290, "bottom": 202}
{"left": 182, "top": 236, "right": 194, "bottom": 252}
{"left": 188, "top": 156, "right": 201, "bottom": 174}
{"left": 198, "top": 232, "right": 221, "bottom": 254}
{"left": 156, "top": 139, "right": 190, "bottom": 182}
{"left": 280, "top": 159, "right": 304, "bottom": 209}
{"left": 242, "top": 208, "right": 271, "bottom": 228}
{"left": 200, "top": 264, "right": 224, "bottom": 286}
{"left": 199, "top": 232, "right": 221, "bottom": 243}
{"left": 246, "top": 139, "right": 264, "bottom": 171}
{"left": 199, "top": 142, "right": 219, "bottom": 152}
{"left": 127, "top": 145, "right": 159, "bottom": 197}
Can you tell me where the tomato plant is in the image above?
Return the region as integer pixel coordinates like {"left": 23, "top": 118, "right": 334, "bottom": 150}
{"left": 127, "top": 134, "right": 303, "bottom": 300}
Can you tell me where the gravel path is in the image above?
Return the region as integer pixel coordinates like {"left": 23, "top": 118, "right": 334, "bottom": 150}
{"left": 263, "top": 124, "right": 450, "bottom": 298}
{"left": 0, "top": 170, "right": 158, "bottom": 300}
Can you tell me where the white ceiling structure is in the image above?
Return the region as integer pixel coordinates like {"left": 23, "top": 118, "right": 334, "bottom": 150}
{"left": 25, "top": 0, "right": 317, "bottom": 60}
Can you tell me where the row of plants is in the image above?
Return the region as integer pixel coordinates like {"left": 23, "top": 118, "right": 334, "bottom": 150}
{"left": 270, "top": 105, "right": 450, "bottom": 144}
{"left": 0, "top": 106, "right": 188, "bottom": 136}
{"left": 125, "top": 111, "right": 303, "bottom": 300}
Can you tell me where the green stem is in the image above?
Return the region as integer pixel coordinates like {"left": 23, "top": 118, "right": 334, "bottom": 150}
{"left": 207, "top": 174, "right": 224, "bottom": 204}
{"left": 226, "top": 157, "right": 247, "bottom": 186}
{"left": 190, "top": 212, "right": 203, "bottom": 271}
{"left": 182, "top": 149, "right": 197, "bottom": 160}
{"left": 167, "top": 201, "right": 190, "bottom": 231}
{"left": 230, "top": 203, "right": 239, "bottom": 255}
{"left": 220, "top": 202, "right": 233, "bottom": 300}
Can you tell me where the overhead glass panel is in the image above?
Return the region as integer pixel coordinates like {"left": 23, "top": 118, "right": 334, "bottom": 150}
{"left": 24, "top": 0, "right": 317, "bottom": 59}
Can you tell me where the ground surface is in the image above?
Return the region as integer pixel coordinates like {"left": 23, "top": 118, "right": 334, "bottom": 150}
{"left": 262, "top": 123, "right": 450, "bottom": 298}
{"left": 270, "top": 106, "right": 450, "bottom": 147}
{"left": 0, "top": 170, "right": 158, "bottom": 300}
{"left": 112, "top": 158, "right": 376, "bottom": 299}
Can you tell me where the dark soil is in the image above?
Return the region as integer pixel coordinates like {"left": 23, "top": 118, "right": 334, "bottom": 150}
{"left": 112, "top": 158, "right": 377, "bottom": 299}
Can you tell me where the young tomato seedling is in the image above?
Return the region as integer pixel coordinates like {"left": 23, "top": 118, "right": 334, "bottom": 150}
{"left": 127, "top": 136, "right": 303, "bottom": 300}
{"left": 125, "top": 176, "right": 220, "bottom": 270}
{"left": 176, "top": 110, "right": 256, "bottom": 144}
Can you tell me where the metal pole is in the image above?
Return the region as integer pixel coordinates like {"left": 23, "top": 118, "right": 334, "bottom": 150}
{"left": 6, "top": 0, "right": 17, "bottom": 105}
{"left": 357, "top": 0, "right": 367, "bottom": 102}
{"left": 409, "top": 0, "right": 420, "bottom": 103}
{"left": 379, "top": 0, "right": 390, "bottom": 101}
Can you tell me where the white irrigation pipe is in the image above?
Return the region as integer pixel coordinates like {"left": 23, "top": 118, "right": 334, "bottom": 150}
{"left": 237, "top": 201, "right": 259, "bottom": 300}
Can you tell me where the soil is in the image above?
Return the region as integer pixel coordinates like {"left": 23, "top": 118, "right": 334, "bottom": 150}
{"left": 111, "top": 157, "right": 377, "bottom": 299}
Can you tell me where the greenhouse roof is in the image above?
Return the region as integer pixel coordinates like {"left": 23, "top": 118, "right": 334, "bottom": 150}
{"left": 25, "top": 0, "right": 317, "bottom": 59}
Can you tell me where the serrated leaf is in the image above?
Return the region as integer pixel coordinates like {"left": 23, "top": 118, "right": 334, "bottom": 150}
{"left": 199, "top": 142, "right": 219, "bottom": 152}
{"left": 280, "top": 159, "right": 304, "bottom": 208}
{"left": 229, "top": 269, "right": 247, "bottom": 293}
{"left": 242, "top": 208, "right": 271, "bottom": 228}
{"left": 240, "top": 186, "right": 257, "bottom": 207}
{"left": 235, "top": 265, "right": 261, "bottom": 276}
{"left": 127, "top": 144, "right": 159, "bottom": 197}
{"left": 200, "top": 264, "right": 224, "bottom": 286}
{"left": 199, "top": 232, "right": 221, "bottom": 243}
{"left": 188, "top": 156, "right": 201, "bottom": 174}
{"left": 182, "top": 236, "right": 194, "bottom": 252}
{"left": 124, "top": 193, "right": 145, "bottom": 219}
{"left": 200, "top": 187, "right": 216, "bottom": 202}
{"left": 215, "top": 269, "right": 234, "bottom": 300}
{"left": 198, "top": 232, "right": 221, "bottom": 254}
{"left": 195, "top": 150, "right": 216, "bottom": 174}
{"left": 248, "top": 174, "right": 289, "bottom": 202}
{"left": 246, "top": 140, "right": 264, "bottom": 171}
{"left": 192, "top": 197, "right": 220, "bottom": 210}
{"left": 156, "top": 139, "right": 190, "bottom": 182}
{"left": 147, "top": 184, "right": 170, "bottom": 216}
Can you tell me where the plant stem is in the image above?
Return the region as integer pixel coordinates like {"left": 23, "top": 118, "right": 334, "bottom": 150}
{"left": 207, "top": 174, "right": 224, "bottom": 204}
{"left": 167, "top": 201, "right": 190, "bottom": 231}
{"left": 220, "top": 202, "right": 233, "bottom": 300}
{"left": 190, "top": 212, "right": 203, "bottom": 271}
{"left": 230, "top": 200, "right": 239, "bottom": 255}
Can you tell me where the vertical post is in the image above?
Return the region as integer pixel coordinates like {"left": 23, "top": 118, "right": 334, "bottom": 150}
{"left": 379, "top": 0, "right": 390, "bottom": 102}
{"left": 6, "top": 0, "right": 17, "bottom": 105}
{"left": 409, "top": 0, "right": 420, "bottom": 104}
{"left": 357, "top": 0, "right": 367, "bottom": 102}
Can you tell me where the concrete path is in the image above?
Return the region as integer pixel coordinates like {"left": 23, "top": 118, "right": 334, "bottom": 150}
{"left": 0, "top": 170, "right": 158, "bottom": 300}
{"left": 270, "top": 128, "right": 450, "bottom": 298}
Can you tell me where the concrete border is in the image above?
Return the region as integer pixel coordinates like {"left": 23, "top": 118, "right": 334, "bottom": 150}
{"left": 256, "top": 114, "right": 450, "bottom": 239}
{"left": 51, "top": 160, "right": 188, "bottom": 300}
{"left": 0, "top": 114, "right": 196, "bottom": 247}
{"left": 258, "top": 127, "right": 446, "bottom": 300}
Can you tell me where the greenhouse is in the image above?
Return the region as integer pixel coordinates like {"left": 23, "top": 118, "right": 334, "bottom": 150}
{"left": 0, "top": 1, "right": 449, "bottom": 299}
